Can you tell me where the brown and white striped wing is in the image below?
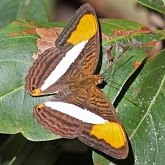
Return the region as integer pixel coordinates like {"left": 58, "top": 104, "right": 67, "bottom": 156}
{"left": 33, "top": 84, "right": 128, "bottom": 159}
{"left": 25, "top": 4, "right": 99, "bottom": 96}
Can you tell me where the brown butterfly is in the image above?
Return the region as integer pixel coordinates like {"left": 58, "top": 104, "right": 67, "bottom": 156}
{"left": 25, "top": 3, "right": 128, "bottom": 159}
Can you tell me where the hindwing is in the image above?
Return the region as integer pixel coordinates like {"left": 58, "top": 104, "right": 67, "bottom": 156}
{"left": 33, "top": 76, "right": 128, "bottom": 159}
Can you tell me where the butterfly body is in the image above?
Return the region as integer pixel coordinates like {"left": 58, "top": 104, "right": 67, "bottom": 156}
{"left": 26, "top": 3, "right": 128, "bottom": 159}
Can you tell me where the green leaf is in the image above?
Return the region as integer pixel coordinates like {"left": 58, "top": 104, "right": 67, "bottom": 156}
{"left": 17, "top": 0, "right": 49, "bottom": 22}
{"left": 94, "top": 50, "right": 165, "bottom": 165}
{"left": 93, "top": 152, "right": 110, "bottom": 165}
{"left": 93, "top": 20, "right": 164, "bottom": 165}
{"left": 117, "top": 49, "right": 165, "bottom": 165}
{"left": 0, "top": 20, "right": 60, "bottom": 141}
{"left": 0, "top": 0, "right": 49, "bottom": 27}
{"left": 0, "top": 19, "right": 163, "bottom": 165}
{"left": 100, "top": 19, "right": 161, "bottom": 103}
{"left": 137, "top": 0, "right": 165, "bottom": 14}
{"left": 0, "top": 0, "right": 20, "bottom": 27}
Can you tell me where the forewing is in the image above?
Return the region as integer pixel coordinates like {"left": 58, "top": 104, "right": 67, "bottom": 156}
{"left": 25, "top": 48, "right": 65, "bottom": 95}
{"left": 25, "top": 4, "right": 99, "bottom": 96}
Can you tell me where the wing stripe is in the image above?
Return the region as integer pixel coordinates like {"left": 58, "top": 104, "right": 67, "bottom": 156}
{"left": 33, "top": 106, "right": 82, "bottom": 137}
{"left": 44, "top": 101, "right": 107, "bottom": 124}
{"left": 41, "top": 41, "right": 87, "bottom": 91}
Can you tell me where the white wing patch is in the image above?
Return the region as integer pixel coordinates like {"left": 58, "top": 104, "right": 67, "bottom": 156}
{"left": 45, "top": 101, "right": 107, "bottom": 124}
{"left": 41, "top": 41, "right": 88, "bottom": 91}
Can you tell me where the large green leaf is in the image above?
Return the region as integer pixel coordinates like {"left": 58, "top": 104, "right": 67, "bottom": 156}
{"left": 115, "top": 49, "right": 165, "bottom": 165}
{"left": 94, "top": 48, "right": 165, "bottom": 165}
{"left": 0, "top": 19, "right": 163, "bottom": 164}
{"left": 100, "top": 19, "right": 161, "bottom": 103}
{"left": 137, "top": 0, "right": 165, "bottom": 14}
{"left": 0, "top": 20, "right": 61, "bottom": 141}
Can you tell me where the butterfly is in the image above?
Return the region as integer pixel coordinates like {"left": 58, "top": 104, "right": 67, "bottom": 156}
{"left": 25, "top": 3, "right": 128, "bottom": 159}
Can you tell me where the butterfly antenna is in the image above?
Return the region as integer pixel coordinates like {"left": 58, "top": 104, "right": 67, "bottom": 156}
{"left": 100, "top": 51, "right": 134, "bottom": 93}
{"left": 101, "top": 45, "right": 129, "bottom": 77}
{"left": 104, "top": 55, "right": 134, "bottom": 82}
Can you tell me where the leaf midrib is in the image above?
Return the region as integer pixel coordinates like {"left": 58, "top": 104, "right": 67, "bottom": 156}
{"left": 129, "top": 73, "right": 165, "bottom": 139}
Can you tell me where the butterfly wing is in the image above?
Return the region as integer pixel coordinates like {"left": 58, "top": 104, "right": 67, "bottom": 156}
{"left": 25, "top": 4, "right": 99, "bottom": 96}
{"left": 78, "top": 86, "right": 128, "bottom": 159}
{"left": 33, "top": 79, "right": 128, "bottom": 159}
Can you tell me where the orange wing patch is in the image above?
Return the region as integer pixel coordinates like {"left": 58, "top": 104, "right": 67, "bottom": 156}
{"left": 36, "top": 103, "right": 44, "bottom": 109}
{"left": 32, "top": 88, "right": 42, "bottom": 96}
{"left": 68, "top": 14, "right": 97, "bottom": 45}
{"left": 90, "top": 122, "right": 126, "bottom": 148}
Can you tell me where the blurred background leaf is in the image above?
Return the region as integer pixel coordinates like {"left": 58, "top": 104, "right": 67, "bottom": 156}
{"left": 137, "top": 0, "right": 165, "bottom": 14}
{"left": 0, "top": 0, "right": 52, "bottom": 27}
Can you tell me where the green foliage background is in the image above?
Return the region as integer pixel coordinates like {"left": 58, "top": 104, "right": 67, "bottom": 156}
{"left": 0, "top": 0, "right": 165, "bottom": 164}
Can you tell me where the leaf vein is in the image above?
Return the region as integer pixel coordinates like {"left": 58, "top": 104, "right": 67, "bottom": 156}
{"left": 149, "top": 113, "right": 158, "bottom": 163}
{"left": 0, "top": 59, "right": 31, "bottom": 66}
{"left": 129, "top": 73, "right": 165, "bottom": 139}
{"left": 0, "top": 86, "right": 24, "bottom": 101}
